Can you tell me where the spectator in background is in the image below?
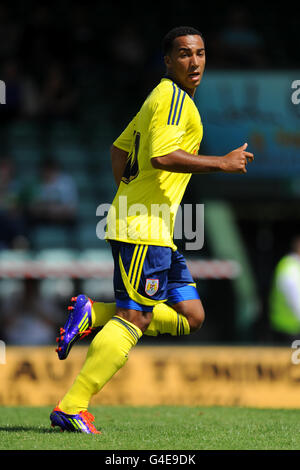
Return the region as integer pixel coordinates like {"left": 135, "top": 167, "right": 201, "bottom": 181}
{"left": 269, "top": 235, "right": 300, "bottom": 344}
{"left": 109, "top": 23, "right": 147, "bottom": 119}
{"left": 0, "top": 58, "right": 40, "bottom": 121}
{"left": 0, "top": 4, "right": 21, "bottom": 61}
{"left": 25, "top": 157, "right": 78, "bottom": 227}
{"left": 19, "top": 5, "right": 66, "bottom": 75}
{"left": 68, "top": 4, "right": 97, "bottom": 59}
{"left": 110, "top": 24, "right": 146, "bottom": 75}
{"left": 0, "top": 59, "right": 23, "bottom": 121}
{"left": 209, "top": 5, "right": 268, "bottom": 68}
{"left": 38, "top": 62, "right": 79, "bottom": 121}
{"left": 0, "top": 156, "right": 28, "bottom": 249}
{"left": 1, "top": 278, "right": 61, "bottom": 345}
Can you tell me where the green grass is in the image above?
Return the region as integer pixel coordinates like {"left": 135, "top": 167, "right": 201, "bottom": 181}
{"left": 0, "top": 406, "right": 300, "bottom": 450}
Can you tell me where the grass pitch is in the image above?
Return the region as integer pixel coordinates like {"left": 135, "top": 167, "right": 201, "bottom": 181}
{"left": 0, "top": 405, "right": 299, "bottom": 450}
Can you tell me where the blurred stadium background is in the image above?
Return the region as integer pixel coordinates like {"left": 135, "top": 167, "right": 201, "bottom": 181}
{"left": 1, "top": 1, "right": 300, "bottom": 409}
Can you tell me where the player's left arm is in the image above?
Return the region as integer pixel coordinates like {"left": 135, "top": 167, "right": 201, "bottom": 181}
{"left": 149, "top": 88, "right": 253, "bottom": 174}
{"left": 151, "top": 144, "right": 254, "bottom": 174}
{"left": 110, "top": 144, "right": 128, "bottom": 187}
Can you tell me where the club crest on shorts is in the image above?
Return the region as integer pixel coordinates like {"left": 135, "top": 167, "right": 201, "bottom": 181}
{"left": 145, "top": 278, "right": 159, "bottom": 296}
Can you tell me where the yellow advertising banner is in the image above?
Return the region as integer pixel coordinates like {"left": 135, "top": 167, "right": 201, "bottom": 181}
{"left": 0, "top": 345, "right": 300, "bottom": 408}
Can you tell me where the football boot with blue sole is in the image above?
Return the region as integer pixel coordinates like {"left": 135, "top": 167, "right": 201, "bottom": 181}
{"left": 56, "top": 294, "right": 93, "bottom": 360}
{"left": 50, "top": 406, "right": 101, "bottom": 434}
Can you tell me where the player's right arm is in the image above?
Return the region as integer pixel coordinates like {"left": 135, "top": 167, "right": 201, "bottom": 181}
{"left": 151, "top": 143, "right": 254, "bottom": 174}
{"left": 111, "top": 145, "right": 128, "bottom": 187}
{"left": 110, "top": 115, "right": 137, "bottom": 187}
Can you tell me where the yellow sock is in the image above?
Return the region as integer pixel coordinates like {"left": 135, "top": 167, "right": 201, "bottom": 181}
{"left": 91, "top": 302, "right": 116, "bottom": 327}
{"left": 59, "top": 316, "right": 142, "bottom": 414}
{"left": 145, "top": 302, "right": 190, "bottom": 336}
{"left": 91, "top": 301, "right": 190, "bottom": 337}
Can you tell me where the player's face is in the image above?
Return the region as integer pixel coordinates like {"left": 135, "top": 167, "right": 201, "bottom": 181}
{"left": 165, "top": 35, "right": 206, "bottom": 97}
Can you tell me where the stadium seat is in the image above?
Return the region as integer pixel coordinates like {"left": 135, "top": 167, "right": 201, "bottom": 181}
{"left": 79, "top": 249, "right": 113, "bottom": 298}
{"left": 0, "top": 249, "right": 31, "bottom": 263}
{"left": 30, "top": 226, "right": 71, "bottom": 250}
{"left": 79, "top": 248, "right": 113, "bottom": 263}
{"left": 90, "top": 171, "right": 116, "bottom": 203}
{"left": 35, "top": 249, "right": 76, "bottom": 296}
{"left": 81, "top": 278, "right": 114, "bottom": 300}
{"left": 11, "top": 147, "right": 42, "bottom": 166}
{"left": 7, "top": 120, "right": 41, "bottom": 142}
{"left": 67, "top": 170, "right": 90, "bottom": 192}
{"left": 39, "top": 278, "right": 74, "bottom": 299}
{"left": 78, "top": 199, "right": 98, "bottom": 221}
{"left": 76, "top": 225, "right": 108, "bottom": 250}
{"left": 0, "top": 250, "right": 31, "bottom": 299}
{"left": 51, "top": 144, "right": 87, "bottom": 168}
{"left": 35, "top": 248, "right": 76, "bottom": 263}
{"left": 0, "top": 279, "right": 24, "bottom": 300}
{"left": 47, "top": 121, "right": 79, "bottom": 143}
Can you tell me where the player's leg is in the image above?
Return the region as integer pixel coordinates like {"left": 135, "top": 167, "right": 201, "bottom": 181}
{"left": 170, "top": 297, "right": 205, "bottom": 332}
{"left": 51, "top": 305, "right": 148, "bottom": 433}
{"left": 114, "top": 306, "right": 153, "bottom": 332}
{"left": 91, "top": 245, "right": 196, "bottom": 337}
{"left": 91, "top": 299, "right": 191, "bottom": 336}
{"left": 160, "top": 249, "right": 205, "bottom": 334}
{"left": 55, "top": 244, "right": 195, "bottom": 365}
{"left": 52, "top": 241, "right": 153, "bottom": 427}
{"left": 112, "top": 242, "right": 196, "bottom": 337}
{"left": 55, "top": 301, "right": 202, "bottom": 427}
{"left": 57, "top": 307, "right": 149, "bottom": 415}
{"left": 56, "top": 295, "right": 187, "bottom": 340}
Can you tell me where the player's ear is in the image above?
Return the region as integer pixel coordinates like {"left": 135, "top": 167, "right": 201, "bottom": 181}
{"left": 164, "top": 55, "right": 171, "bottom": 68}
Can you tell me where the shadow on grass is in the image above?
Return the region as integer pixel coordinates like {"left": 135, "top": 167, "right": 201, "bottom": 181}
{"left": 0, "top": 425, "right": 62, "bottom": 433}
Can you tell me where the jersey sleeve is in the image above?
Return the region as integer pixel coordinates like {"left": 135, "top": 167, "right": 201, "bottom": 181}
{"left": 113, "top": 115, "right": 137, "bottom": 152}
{"left": 149, "top": 86, "right": 187, "bottom": 159}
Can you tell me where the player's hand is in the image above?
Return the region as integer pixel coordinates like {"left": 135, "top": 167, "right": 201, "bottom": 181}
{"left": 221, "top": 143, "right": 254, "bottom": 174}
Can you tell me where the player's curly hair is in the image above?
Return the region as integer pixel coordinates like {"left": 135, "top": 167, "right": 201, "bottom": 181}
{"left": 162, "top": 26, "right": 204, "bottom": 56}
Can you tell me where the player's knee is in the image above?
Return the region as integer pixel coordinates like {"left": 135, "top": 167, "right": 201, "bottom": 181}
{"left": 116, "top": 308, "right": 152, "bottom": 333}
{"left": 140, "top": 312, "right": 153, "bottom": 331}
{"left": 187, "top": 304, "right": 205, "bottom": 333}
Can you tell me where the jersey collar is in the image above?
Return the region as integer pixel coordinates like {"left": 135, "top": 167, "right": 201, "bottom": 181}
{"left": 161, "top": 76, "right": 194, "bottom": 100}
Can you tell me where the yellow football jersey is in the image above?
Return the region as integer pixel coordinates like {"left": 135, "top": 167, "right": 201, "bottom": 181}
{"left": 105, "top": 78, "right": 203, "bottom": 250}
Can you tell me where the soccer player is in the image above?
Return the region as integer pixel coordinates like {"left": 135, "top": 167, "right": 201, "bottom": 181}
{"left": 50, "top": 26, "right": 254, "bottom": 434}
